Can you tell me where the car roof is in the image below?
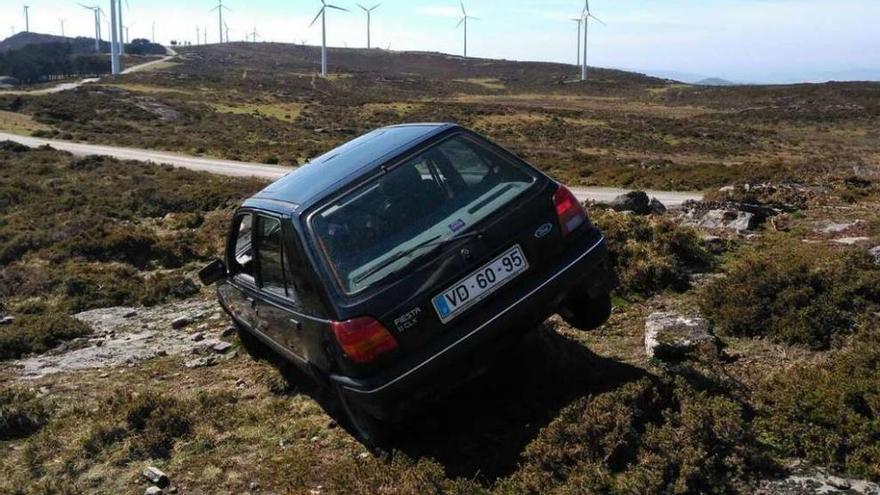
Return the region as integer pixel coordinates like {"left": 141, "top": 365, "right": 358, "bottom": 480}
{"left": 245, "top": 123, "right": 458, "bottom": 213}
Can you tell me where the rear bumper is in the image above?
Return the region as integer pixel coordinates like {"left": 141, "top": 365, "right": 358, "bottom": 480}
{"left": 329, "top": 228, "right": 613, "bottom": 420}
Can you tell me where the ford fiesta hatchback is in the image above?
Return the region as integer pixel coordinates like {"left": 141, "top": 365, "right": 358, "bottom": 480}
{"left": 200, "top": 123, "right": 617, "bottom": 446}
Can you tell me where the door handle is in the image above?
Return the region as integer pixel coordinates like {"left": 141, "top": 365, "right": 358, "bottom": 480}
{"left": 245, "top": 296, "right": 257, "bottom": 308}
{"left": 289, "top": 318, "right": 303, "bottom": 331}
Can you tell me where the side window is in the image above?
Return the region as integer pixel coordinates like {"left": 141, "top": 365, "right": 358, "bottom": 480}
{"left": 230, "top": 213, "right": 255, "bottom": 280}
{"left": 256, "top": 216, "right": 287, "bottom": 298}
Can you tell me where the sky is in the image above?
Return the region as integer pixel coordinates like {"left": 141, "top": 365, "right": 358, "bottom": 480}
{"left": 2, "top": 0, "right": 879, "bottom": 84}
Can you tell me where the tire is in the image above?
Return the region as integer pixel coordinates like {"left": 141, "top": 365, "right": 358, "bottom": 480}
{"left": 558, "top": 291, "right": 613, "bottom": 331}
{"left": 333, "top": 383, "right": 392, "bottom": 450}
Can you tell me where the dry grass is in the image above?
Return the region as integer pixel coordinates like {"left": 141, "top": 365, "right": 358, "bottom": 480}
{"left": 0, "top": 110, "right": 51, "bottom": 135}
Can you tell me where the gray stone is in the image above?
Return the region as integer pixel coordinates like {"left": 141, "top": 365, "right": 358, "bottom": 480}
{"left": 833, "top": 237, "right": 871, "bottom": 246}
{"left": 170, "top": 317, "right": 191, "bottom": 330}
{"left": 184, "top": 356, "right": 219, "bottom": 368}
{"left": 817, "top": 220, "right": 861, "bottom": 234}
{"left": 190, "top": 332, "right": 205, "bottom": 342}
{"left": 0, "top": 315, "right": 15, "bottom": 325}
{"left": 212, "top": 341, "right": 233, "bottom": 354}
{"left": 870, "top": 246, "right": 880, "bottom": 265}
{"left": 645, "top": 312, "right": 715, "bottom": 360}
{"left": 649, "top": 198, "right": 667, "bottom": 214}
{"left": 142, "top": 466, "right": 169, "bottom": 488}
{"left": 144, "top": 487, "right": 163, "bottom": 495}
{"left": 123, "top": 310, "right": 138, "bottom": 318}
{"left": 610, "top": 191, "right": 651, "bottom": 215}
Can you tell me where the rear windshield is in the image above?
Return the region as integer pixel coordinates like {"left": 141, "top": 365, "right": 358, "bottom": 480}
{"left": 311, "top": 134, "right": 538, "bottom": 294}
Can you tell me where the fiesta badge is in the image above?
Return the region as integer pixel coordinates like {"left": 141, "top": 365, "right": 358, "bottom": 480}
{"left": 534, "top": 223, "right": 553, "bottom": 239}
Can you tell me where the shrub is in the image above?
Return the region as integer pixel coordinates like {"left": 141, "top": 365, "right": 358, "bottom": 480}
{"left": 0, "top": 313, "right": 91, "bottom": 360}
{"left": 0, "top": 388, "right": 51, "bottom": 440}
{"left": 592, "top": 210, "right": 713, "bottom": 298}
{"left": 754, "top": 321, "right": 880, "bottom": 479}
{"left": 698, "top": 238, "right": 880, "bottom": 348}
{"left": 511, "top": 375, "right": 766, "bottom": 494}
{"left": 83, "top": 391, "right": 192, "bottom": 460}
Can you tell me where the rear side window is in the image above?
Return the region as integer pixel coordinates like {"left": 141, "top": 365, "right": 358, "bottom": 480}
{"left": 230, "top": 213, "right": 255, "bottom": 280}
{"left": 256, "top": 216, "right": 287, "bottom": 298}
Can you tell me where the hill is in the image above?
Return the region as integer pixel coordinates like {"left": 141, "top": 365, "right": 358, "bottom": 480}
{"left": 0, "top": 32, "right": 106, "bottom": 54}
{"left": 696, "top": 77, "right": 737, "bottom": 86}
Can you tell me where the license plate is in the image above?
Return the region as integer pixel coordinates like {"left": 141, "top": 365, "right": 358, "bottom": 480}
{"left": 432, "top": 245, "right": 529, "bottom": 323}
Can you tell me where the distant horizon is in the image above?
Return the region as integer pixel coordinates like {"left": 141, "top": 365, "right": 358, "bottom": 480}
{"left": 2, "top": 0, "right": 878, "bottom": 85}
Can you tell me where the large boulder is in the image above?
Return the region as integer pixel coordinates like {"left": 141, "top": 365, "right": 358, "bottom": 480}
{"left": 680, "top": 201, "right": 778, "bottom": 233}
{"left": 645, "top": 312, "right": 715, "bottom": 360}
{"left": 610, "top": 191, "right": 665, "bottom": 215}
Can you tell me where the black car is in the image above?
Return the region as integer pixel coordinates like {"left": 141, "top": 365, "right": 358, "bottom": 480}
{"left": 200, "top": 123, "right": 617, "bottom": 445}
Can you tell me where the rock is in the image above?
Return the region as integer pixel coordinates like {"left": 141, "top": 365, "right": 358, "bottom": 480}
{"left": 184, "top": 356, "right": 219, "bottom": 368}
{"left": 142, "top": 466, "right": 170, "bottom": 488}
{"left": 610, "top": 191, "right": 651, "bottom": 215}
{"left": 696, "top": 209, "right": 756, "bottom": 232}
{"left": 358, "top": 452, "right": 371, "bottom": 460}
{"left": 827, "top": 476, "right": 852, "bottom": 490}
{"left": 221, "top": 326, "right": 236, "bottom": 338}
{"left": 645, "top": 312, "right": 715, "bottom": 360}
{"left": 0, "top": 315, "right": 15, "bottom": 325}
{"left": 817, "top": 221, "right": 860, "bottom": 234}
{"left": 212, "top": 341, "right": 233, "bottom": 354}
{"left": 870, "top": 246, "right": 880, "bottom": 265}
{"left": 718, "top": 185, "right": 736, "bottom": 193}
{"left": 190, "top": 332, "right": 205, "bottom": 342}
{"left": 123, "top": 310, "right": 138, "bottom": 318}
{"left": 833, "top": 237, "right": 871, "bottom": 246}
{"left": 649, "top": 198, "right": 667, "bottom": 214}
{"left": 144, "top": 487, "right": 163, "bottom": 495}
{"left": 171, "top": 317, "right": 191, "bottom": 330}
{"left": 249, "top": 482, "right": 260, "bottom": 491}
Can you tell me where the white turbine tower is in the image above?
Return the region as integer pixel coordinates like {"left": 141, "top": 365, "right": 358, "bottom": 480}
{"left": 210, "top": 0, "right": 230, "bottom": 43}
{"left": 456, "top": 1, "right": 478, "bottom": 58}
{"left": 196, "top": 26, "right": 200, "bottom": 45}
{"left": 23, "top": 5, "right": 30, "bottom": 33}
{"left": 117, "top": 0, "right": 126, "bottom": 55}
{"left": 249, "top": 25, "right": 259, "bottom": 43}
{"left": 580, "top": 0, "right": 605, "bottom": 81}
{"left": 224, "top": 22, "right": 232, "bottom": 44}
{"left": 571, "top": 17, "right": 582, "bottom": 66}
{"left": 59, "top": 18, "right": 67, "bottom": 36}
{"left": 357, "top": 4, "right": 379, "bottom": 49}
{"left": 309, "top": 0, "right": 348, "bottom": 78}
{"left": 79, "top": 4, "right": 104, "bottom": 52}
{"left": 109, "top": 0, "right": 120, "bottom": 74}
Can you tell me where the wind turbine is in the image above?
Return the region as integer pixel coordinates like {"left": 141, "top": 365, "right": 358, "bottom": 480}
{"left": 59, "top": 18, "right": 67, "bottom": 36}
{"left": 23, "top": 5, "right": 30, "bottom": 33}
{"left": 224, "top": 22, "right": 232, "bottom": 44}
{"left": 196, "top": 26, "right": 200, "bottom": 45}
{"left": 456, "top": 1, "right": 478, "bottom": 58}
{"left": 116, "top": 0, "right": 126, "bottom": 55}
{"left": 79, "top": 4, "right": 103, "bottom": 52}
{"left": 109, "top": 0, "right": 120, "bottom": 74}
{"left": 580, "top": 0, "right": 605, "bottom": 81}
{"left": 210, "top": 0, "right": 230, "bottom": 43}
{"left": 357, "top": 4, "right": 379, "bottom": 49}
{"left": 249, "top": 25, "right": 259, "bottom": 43}
{"left": 571, "top": 17, "right": 582, "bottom": 66}
{"left": 203, "top": 25, "right": 207, "bottom": 45}
{"left": 151, "top": 20, "right": 155, "bottom": 42}
{"left": 309, "top": 0, "right": 348, "bottom": 77}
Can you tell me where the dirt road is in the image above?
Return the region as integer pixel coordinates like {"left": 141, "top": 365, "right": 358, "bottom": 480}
{"left": 0, "top": 132, "right": 704, "bottom": 206}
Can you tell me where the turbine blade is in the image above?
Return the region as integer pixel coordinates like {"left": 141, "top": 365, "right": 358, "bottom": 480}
{"left": 588, "top": 13, "right": 605, "bottom": 25}
{"left": 309, "top": 7, "right": 324, "bottom": 27}
{"left": 357, "top": 3, "right": 367, "bottom": 10}
{"left": 456, "top": 17, "right": 465, "bottom": 28}
{"left": 325, "top": 4, "right": 348, "bottom": 11}
{"left": 469, "top": 15, "right": 480, "bottom": 20}
{"left": 460, "top": 0, "right": 466, "bottom": 16}
{"left": 371, "top": 4, "right": 380, "bottom": 10}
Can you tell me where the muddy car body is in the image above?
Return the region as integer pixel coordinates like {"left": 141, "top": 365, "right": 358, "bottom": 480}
{"left": 201, "top": 123, "right": 616, "bottom": 444}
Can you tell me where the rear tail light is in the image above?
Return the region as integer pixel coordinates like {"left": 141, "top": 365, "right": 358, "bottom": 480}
{"left": 554, "top": 185, "right": 587, "bottom": 236}
{"left": 330, "top": 316, "right": 399, "bottom": 364}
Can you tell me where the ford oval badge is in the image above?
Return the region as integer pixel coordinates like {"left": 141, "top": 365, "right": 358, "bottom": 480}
{"left": 534, "top": 223, "right": 553, "bottom": 239}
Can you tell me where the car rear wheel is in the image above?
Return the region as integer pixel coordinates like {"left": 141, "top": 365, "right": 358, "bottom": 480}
{"left": 558, "top": 291, "right": 613, "bottom": 331}
{"left": 333, "top": 383, "right": 391, "bottom": 450}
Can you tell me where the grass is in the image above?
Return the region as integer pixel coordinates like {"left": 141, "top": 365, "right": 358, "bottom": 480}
{"left": 0, "top": 109, "right": 51, "bottom": 135}
{"left": 0, "top": 144, "right": 265, "bottom": 313}
{"left": 0, "top": 313, "right": 91, "bottom": 360}
{"left": 698, "top": 235, "right": 880, "bottom": 349}
{"left": 209, "top": 101, "right": 304, "bottom": 122}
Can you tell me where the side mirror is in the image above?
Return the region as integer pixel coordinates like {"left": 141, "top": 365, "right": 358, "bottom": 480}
{"left": 198, "top": 259, "right": 227, "bottom": 286}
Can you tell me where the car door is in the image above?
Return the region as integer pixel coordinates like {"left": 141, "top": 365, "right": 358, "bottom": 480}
{"left": 253, "top": 213, "right": 324, "bottom": 366}
{"left": 221, "top": 212, "right": 260, "bottom": 331}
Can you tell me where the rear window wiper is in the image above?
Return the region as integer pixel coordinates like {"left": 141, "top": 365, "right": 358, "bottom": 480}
{"left": 352, "top": 230, "right": 484, "bottom": 286}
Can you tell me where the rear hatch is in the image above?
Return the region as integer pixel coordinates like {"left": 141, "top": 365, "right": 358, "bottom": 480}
{"left": 308, "top": 131, "right": 573, "bottom": 367}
